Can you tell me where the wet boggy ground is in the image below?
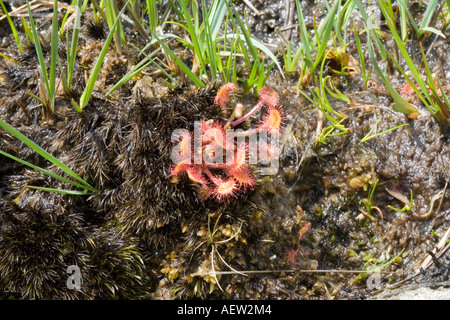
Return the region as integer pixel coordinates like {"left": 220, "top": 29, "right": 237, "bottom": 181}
{"left": 0, "top": 0, "right": 449, "bottom": 299}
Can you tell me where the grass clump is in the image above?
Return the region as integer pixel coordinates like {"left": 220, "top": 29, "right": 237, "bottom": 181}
{"left": 356, "top": 0, "right": 450, "bottom": 123}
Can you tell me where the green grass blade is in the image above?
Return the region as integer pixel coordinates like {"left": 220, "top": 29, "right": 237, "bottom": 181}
{"left": 178, "top": 0, "right": 205, "bottom": 75}
{"left": 125, "top": 2, "right": 151, "bottom": 42}
{"left": 105, "top": 59, "right": 153, "bottom": 96}
{"left": 325, "top": 77, "right": 351, "bottom": 103}
{"left": 334, "top": 0, "right": 356, "bottom": 46}
{"left": 27, "top": 186, "right": 94, "bottom": 195}
{"left": 399, "top": 0, "right": 408, "bottom": 41}
{"left": 220, "top": 33, "right": 284, "bottom": 76}
{"left": 59, "top": 0, "right": 75, "bottom": 36}
{"left": 357, "top": 1, "right": 421, "bottom": 114}
{"left": 361, "top": 116, "right": 380, "bottom": 142}
{"left": 377, "top": 0, "right": 437, "bottom": 113}
{"left": 224, "top": 34, "right": 239, "bottom": 83}
{"left": 167, "top": 0, "right": 183, "bottom": 19}
{"left": 107, "top": 42, "right": 179, "bottom": 96}
{"left": 81, "top": 0, "right": 89, "bottom": 12}
{"left": 80, "top": 1, "right": 129, "bottom": 109}
{"left": 48, "top": 0, "right": 59, "bottom": 113}
{"left": 0, "top": 150, "right": 94, "bottom": 191}
{"left": 313, "top": 0, "right": 340, "bottom": 71}
{"left": 298, "top": 87, "right": 320, "bottom": 108}
{"left": 71, "top": 99, "right": 82, "bottom": 113}
{"left": 0, "top": 119, "right": 96, "bottom": 191}
{"left": 247, "top": 36, "right": 283, "bottom": 76}
{"left": 208, "top": 0, "right": 227, "bottom": 39}
{"left": 418, "top": 0, "right": 440, "bottom": 37}
{"left": 366, "top": 32, "right": 419, "bottom": 115}
{"left": 387, "top": 50, "right": 431, "bottom": 110}
{"left": 0, "top": 0, "right": 23, "bottom": 53}
{"left": 354, "top": 22, "right": 368, "bottom": 89}
{"left": 361, "top": 117, "right": 409, "bottom": 142}
{"left": 152, "top": 32, "right": 205, "bottom": 87}
{"left": 257, "top": 59, "right": 275, "bottom": 91}
{"left": 67, "top": 0, "right": 82, "bottom": 89}
{"left": 20, "top": 17, "right": 33, "bottom": 42}
{"left": 420, "top": 44, "right": 450, "bottom": 117}
{"left": 138, "top": 32, "right": 181, "bottom": 55}
{"left": 358, "top": 248, "right": 404, "bottom": 278}
{"left": 368, "top": 123, "right": 409, "bottom": 141}
{"left": 318, "top": 48, "right": 346, "bottom": 119}
{"left": 397, "top": 0, "right": 419, "bottom": 35}
{"left": 354, "top": 0, "right": 379, "bottom": 30}
{"left": 341, "top": 0, "right": 357, "bottom": 44}
{"left": 201, "top": 0, "right": 217, "bottom": 80}
{"left": 226, "top": 1, "right": 259, "bottom": 68}
{"left": 420, "top": 26, "right": 446, "bottom": 38}
{"left": 369, "top": 178, "right": 378, "bottom": 203}
{"left": 27, "top": 91, "right": 47, "bottom": 108}
{"left": 421, "top": 45, "right": 439, "bottom": 95}
{"left": 146, "top": 0, "right": 158, "bottom": 33}
{"left": 91, "top": 0, "right": 108, "bottom": 22}
{"left": 295, "top": 0, "right": 312, "bottom": 67}
{"left": 105, "top": 0, "right": 121, "bottom": 52}
{"left": 26, "top": 0, "right": 51, "bottom": 109}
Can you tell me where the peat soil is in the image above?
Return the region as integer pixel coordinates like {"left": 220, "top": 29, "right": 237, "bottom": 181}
{"left": 0, "top": 0, "right": 449, "bottom": 299}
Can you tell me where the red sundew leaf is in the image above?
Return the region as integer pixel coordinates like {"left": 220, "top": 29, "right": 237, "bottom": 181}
{"left": 201, "top": 120, "right": 214, "bottom": 132}
{"left": 213, "top": 178, "right": 238, "bottom": 201}
{"left": 202, "top": 123, "right": 226, "bottom": 149}
{"left": 399, "top": 82, "right": 415, "bottom": 95}
{"left": 231, "top": 143, "right": 248, "bottom": 171}
{"left": 186, "top": 166, "right": 208, "bottom": 186}
{"left": 298, "top": 223, "right": 311, "bottom": 240}
{"left": 229, "top": 166, "right": 256, "bottom": 189}
{"left": 171, "top": 131, "right": 193, "bottom": 164}
{"left": 399, "top": 80, "right": 442, "bottom": 96}
{"left": 258, "top": 86, "right": 279, "bottom": 108}
{"left": 259, "top": 142, "right": 279, "bottom": 162}
{"left": 214, "top": 83, "right": 238, "bottom": 109}
{"left": 231, "top": 87, "right": 280, "bottom": 127}
{"left": 259, "top": 105, "right": 284, "bottom": 131}
{"left": 203, "top": 142, "right": 227, "bottom": 165}
{"left": 179, "top": 133, "right": 192, "bottom": 159}
{"left": 169, "top": 160, "right": 190, "bottom": 178}
{"left": 286, "top": 247, "right": 301, "bottom": 266}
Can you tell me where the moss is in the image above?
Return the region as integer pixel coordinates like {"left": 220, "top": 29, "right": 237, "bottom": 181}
{"left": 0, "top": 199, "right": 152, "bottom": 299}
